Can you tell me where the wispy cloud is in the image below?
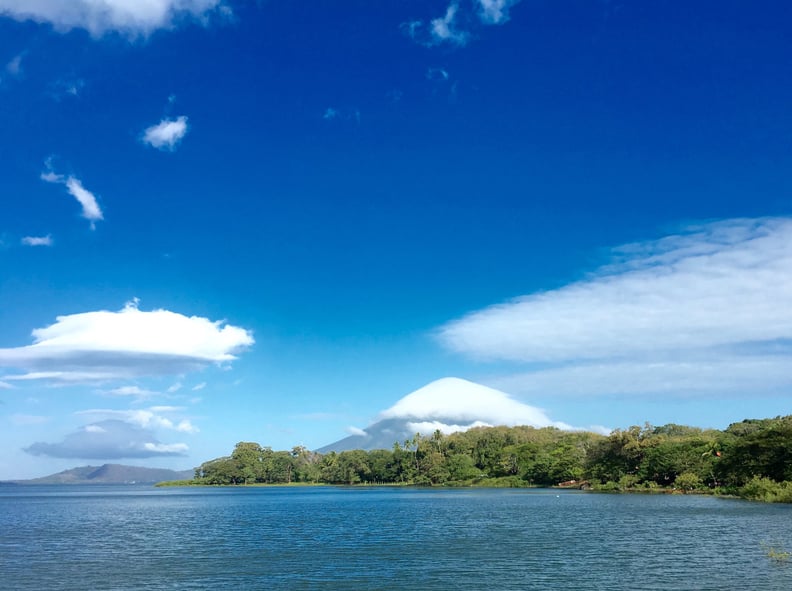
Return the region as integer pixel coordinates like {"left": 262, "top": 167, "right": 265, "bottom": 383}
{"left": 49, "top": 77, "right": 85, "bottom": 100}
{"left": 0, "top": 299, "right": 254, "bottom": 384}
{"left": 426, "top": 68, "right": 450, "bottom": 82}
{"left": 322, "top": 107, "right": 360, "bottom": 124}
{"left": 0, "top": 0, "right": 228, "bottom": 38}
{"left": 103, "top": 385, "right": 157, "bottom": 398}
{"left": 402, "top": 3, "right": 468, "bottom": 47}
{"left": 24, "top": 419, "right": 189, "bottom": 459}
{"left": 21, "top": 235, "right": 53, "bottom": 247}
{"left": 5, "top": 52, "right": 23, "bottom": 76}
{"left": 430, "top": 3, "right": 469, "bottom": 46}
{"left": 345, "top": 426, "right": 367, "bottom": 436}
{"left": 141, "top": 116, "right": 189, "bottom": 151}
{"left": 191, "top": 382, "right": 206, "bottom": 391}
{"left": 404, "top": 0, "right": 522, "bottom": 47}
{"left": 78, "top": 407, "right": 199, "bottom": 433}
{"left": 439, "top": 217, "right": 792, "bottom": 397}
{"left": 41, "top": 165, "right": 103, "bottom": 229}
{"left": 478, "top": 0, "right": 519, "bottom": 25}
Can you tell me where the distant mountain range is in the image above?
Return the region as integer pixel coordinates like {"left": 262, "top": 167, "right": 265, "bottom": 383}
{"left": 4, "top": 464, "right": 193, "bottom": 485}
{"left": 318, "top": 377, "right": 573, "bottom": 453}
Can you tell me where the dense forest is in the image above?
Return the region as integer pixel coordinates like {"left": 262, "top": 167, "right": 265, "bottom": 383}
{"left": 189, "top": 416, "right": 792, "bottom": 502}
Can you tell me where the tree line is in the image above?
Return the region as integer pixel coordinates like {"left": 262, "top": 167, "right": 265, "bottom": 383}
{"left": 191, "top": 415, "right": 792, "bottom": 501}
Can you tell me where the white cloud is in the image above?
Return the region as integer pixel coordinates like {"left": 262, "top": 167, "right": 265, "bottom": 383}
{"left": 345, "top": 426, "right": 367, "bottom": 436}
{"left": 104, "top": 385, "right": 157, "bottom": 398}
{"left": 175, "top": 420, "right": 197, "bottom": 433}
{"left": 478, "top": 0, "right": 520, "bottom": 25}
{"left": 78, "top": 407, "right": 199, "bottom": 433}
{"left": 0, "top": 299, "right": 253, "bottom": 383}
{"left": 191, "top": 382, "right": 206, "bottom": 391}
{"left": 141, "top": 116, "right": 189, "bottom": 150}
{"left": 426, "top": 67, "right": 450, "bottom": 81}
{"left": 5, "top": 371, "right": 121, "bottom": 383}
{"left": 406, "top": 419, "right": 493, "bottom": 436}
{"left": 41, "top": 167, "right": 103, "bottom": 228}
{"left": 149, "top": 405, "right": 183, "bottom": 412}
{"left": 404, "top": 0, "right": 521, "bottom": 47}
{"left": 21, "top": 235, "right": 53, "bottom": 247}
{"left": 493, "top": 355, "right": 792, "bottom": 398}
{"left": 0, "top": 380, "right": 12, "bottom": 389}
{"left": 144, "top": 442, "right": 189, "bottom": 454}
{"left": 380, "top": 377, "right": 569, "bottom": 429}
{"left": 439, "top": 217, "right": 792, "bottom": 397}
{"left": 24, "top": 419, "right": 188, "bottom": 459}
{"left": 166, "top": 382, "right": 183, "bottom": 393}
{"left": 0, "top": 0, "right": 227, "bottom": 38}
{"left": 430, "top": 3, "right": 469, "bottom": 46}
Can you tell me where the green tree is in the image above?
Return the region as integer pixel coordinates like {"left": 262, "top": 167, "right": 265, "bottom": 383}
{"left": 231, "top": 442, "right": 266, "bottom": 483}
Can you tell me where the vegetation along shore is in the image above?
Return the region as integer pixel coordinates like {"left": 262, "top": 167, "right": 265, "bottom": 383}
{"left": 163, "top": 415, "right": 792, "bottom": 503}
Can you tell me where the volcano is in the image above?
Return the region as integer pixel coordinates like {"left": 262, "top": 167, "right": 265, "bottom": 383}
{"left": 317, "top": 377, "right": 570, "bottom": 453}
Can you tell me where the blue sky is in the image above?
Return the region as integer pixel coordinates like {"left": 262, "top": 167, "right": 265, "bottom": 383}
{"left": 1, "top": 0, "right": 792, "bottom": 479}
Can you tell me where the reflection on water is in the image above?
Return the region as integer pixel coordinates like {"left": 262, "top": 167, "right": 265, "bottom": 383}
{"left": 1, "top": 485, "right": 791, "bottom": 590}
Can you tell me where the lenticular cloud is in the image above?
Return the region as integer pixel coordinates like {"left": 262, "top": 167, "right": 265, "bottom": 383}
{"left": 438, "top": 216, "right": 792, "bottom": 398}
{"left": 24, "top": 419, "right": 188, "bottom": 459}
{"left": 379, "top": 377, "right": 564, "bottom": 428}
{"left": 439, "top": 217, "right": 792, "bottom": 363}
{"left": 0, "top": 300, "right": 253, "bottom": 383}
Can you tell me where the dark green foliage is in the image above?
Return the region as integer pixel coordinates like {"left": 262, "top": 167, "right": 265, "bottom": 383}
{"left": 191, "top": 416, "right": 792, "bottom": 501}
{"left": 715, "top": 417, "right": 792, "bottom": 486}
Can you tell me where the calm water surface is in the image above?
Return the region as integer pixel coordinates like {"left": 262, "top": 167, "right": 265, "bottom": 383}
{"left": 1, "top": 485, "right": 791, "bottom": 590}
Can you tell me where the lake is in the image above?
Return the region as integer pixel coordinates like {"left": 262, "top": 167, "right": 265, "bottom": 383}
{"left": 1, "top": 485, "right": 790, "bottom": 590}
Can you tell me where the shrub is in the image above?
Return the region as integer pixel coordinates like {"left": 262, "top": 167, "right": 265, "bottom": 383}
{"left": 674, "top": 472, "right": 703, "bottom": 491}
{"left": 740, "top": 476, "right": 792, "bottom": 503}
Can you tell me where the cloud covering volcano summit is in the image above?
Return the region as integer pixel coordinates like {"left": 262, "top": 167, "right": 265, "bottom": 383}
{"left": 318, "top": 377, "right": 593, "bottom": 452}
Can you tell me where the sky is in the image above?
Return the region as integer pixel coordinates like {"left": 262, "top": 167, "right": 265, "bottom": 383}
{"left": 1, "top": 0, "right": 792, "bottom": 479}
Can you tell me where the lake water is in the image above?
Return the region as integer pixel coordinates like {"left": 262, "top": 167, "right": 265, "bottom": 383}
{"left": 1, "top": 485, "right": 791, "bottom": 590}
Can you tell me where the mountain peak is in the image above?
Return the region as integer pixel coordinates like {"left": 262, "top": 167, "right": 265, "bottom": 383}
{"left": 7, "top": 464, "right": 193, "bottom": 485}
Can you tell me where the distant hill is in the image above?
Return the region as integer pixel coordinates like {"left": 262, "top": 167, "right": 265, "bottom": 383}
{"left": 7, "top": 464, "right": 194, "bottom": 485}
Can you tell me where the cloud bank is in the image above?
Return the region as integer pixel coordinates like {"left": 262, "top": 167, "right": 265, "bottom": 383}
{"left": 0, "top": 0, "right": 226, "bottom": 38}
{"left": 141, "top": 116, "right": 189, "bottom": 150}
{"left": 439, "top": 217, "right": 792, "bottom": 397}
{"left": 24, "top": 419, "right": 188, "bottom": 459}
{"left": 78, "top": 407, "right": 199, "bottom": 433}
{"left": 0, "top": 299, "right": 254, "bottom": 383}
